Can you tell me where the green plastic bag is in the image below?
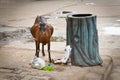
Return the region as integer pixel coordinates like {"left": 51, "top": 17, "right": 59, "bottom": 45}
{"left": 40, "top": 64, "right": 54, "bottom": 71}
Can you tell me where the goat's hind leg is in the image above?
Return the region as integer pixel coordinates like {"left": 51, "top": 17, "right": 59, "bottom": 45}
{"left": 35, "top": 41, "right": 40, "bottom": 57}
{"left": 48, "top": 42, "right": 51, "bottom": 63}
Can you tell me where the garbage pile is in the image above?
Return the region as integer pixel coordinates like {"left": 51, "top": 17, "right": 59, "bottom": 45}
{"left": 30, "top": 57, "right": 54, "bottom": 71}
{"left": 30, "top": 45, "right": 72, "bottom": 71}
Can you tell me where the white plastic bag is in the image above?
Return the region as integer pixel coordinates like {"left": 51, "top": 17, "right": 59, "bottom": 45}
{"left": 31, "top": 58, "right": 46, "bottom": 69}
{"left": 54, "top": 45, "right": 72, "bottom": 64}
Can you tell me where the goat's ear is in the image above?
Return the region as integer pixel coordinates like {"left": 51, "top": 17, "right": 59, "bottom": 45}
{"left": 37, "top": 15, "right": 39, "bottom": 18}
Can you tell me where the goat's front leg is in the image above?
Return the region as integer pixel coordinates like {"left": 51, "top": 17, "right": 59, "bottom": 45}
{"left": 48, "top": 42, "right": 51, "bottom": 63}
{"left": 42, "top": 44, "right": 45, "bottom": 56}
{"left": 35, "top": 41, "right": 40, "bottom": 57}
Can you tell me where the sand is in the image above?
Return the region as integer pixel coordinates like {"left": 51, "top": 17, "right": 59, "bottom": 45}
{"left": 0, "top": 0, "right": 120, "bottom": 80}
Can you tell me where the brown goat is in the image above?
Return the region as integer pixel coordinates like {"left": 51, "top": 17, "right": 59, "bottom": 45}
{"left": 31, "top": 16, "right": 54, "bottom": 63}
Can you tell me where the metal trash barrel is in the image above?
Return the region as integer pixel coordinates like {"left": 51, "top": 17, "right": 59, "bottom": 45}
{"left": 66, "top": 14, "right": 103, "bottom": 66}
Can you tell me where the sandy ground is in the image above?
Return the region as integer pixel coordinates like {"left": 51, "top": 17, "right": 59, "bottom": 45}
{"left": 0, "top": 0, "right": 120, "bottom": 80}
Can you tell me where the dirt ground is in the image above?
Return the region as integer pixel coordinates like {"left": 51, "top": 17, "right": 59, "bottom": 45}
{"left": 0, "top": 0, "right": 120, "bottom": 80}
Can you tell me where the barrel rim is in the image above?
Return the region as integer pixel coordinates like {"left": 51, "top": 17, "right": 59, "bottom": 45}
{"left": 67, "top": 14, "right": 96, "bottom": 18}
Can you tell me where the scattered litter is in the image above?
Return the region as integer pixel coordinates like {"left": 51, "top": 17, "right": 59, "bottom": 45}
{"left": 53, "top": 45, "right": 72, "bottom": 64}
{"left": 30, "top": 57, "right": 46, "bottom": 69}
{"left": 30, "top": 45, "right": 72, "bottom": 70}
{"left": 41, "top": 64, "right": 54, "bottom": 71}
{"left": 30, "top": 58, "right": 54, "bottom": 71}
